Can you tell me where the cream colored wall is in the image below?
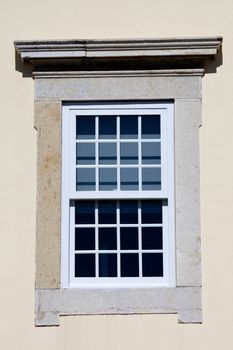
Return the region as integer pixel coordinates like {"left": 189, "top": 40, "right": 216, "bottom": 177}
{"left": 0, "top": 0, "right": 232, "bottom": 349}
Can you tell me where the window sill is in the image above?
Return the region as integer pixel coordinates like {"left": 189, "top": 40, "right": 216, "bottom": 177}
{"left": 36, "top": 286, "right": 202, "bottom": 326}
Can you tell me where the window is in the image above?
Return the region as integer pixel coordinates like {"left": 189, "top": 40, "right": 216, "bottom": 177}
{"left": 15, "top": 37, "right": 222, "bottom": 325}
{"left": 62, "top": 103, "right": 175, "bottom": 287}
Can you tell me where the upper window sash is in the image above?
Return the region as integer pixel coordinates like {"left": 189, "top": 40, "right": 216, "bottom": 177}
{"left": 63, "top": 103, "right": 174, "bottom": 200}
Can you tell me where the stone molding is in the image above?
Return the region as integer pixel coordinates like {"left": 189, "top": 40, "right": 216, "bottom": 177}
{"left": 33, "top": 69, "right": 205, "bottom": 79}
{"left": 15, "top": 37, "right": 222, "bottom": 62}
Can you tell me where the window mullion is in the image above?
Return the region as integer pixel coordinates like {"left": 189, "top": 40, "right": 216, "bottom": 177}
{"left": 138, "top": 200, "right": 142, "bottom": 277}
{"left": 117, "top": 200, "right": 120, "bottom": 278}
{"left": 117, "top": 115, "right": 120, "bottom": 191}
{"left": 138, "top": 115, "right": 142, "bottom": 191}
{"left": 95, "top": 116, "right": 99, "bottom": 191}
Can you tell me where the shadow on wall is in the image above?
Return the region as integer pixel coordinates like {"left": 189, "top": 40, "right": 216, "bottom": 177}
{"left": 15, "top": 50, "right": 33, "bottom": 77}
{"left": 204, "top": 46, "right": 223, "bottom": 74}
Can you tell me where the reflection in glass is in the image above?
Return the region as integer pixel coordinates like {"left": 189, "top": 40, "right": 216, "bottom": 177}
{"left": 75, "top": 201, "right": 95, "bottom": 224}
{"left": 99, "top": 168, "right": 117, "bottom": 190}
{"left": 142, "top": 115, "right": 160, "bottom": 139}
{"left": 120, "top": 168, "right": 138, "bottom": 190}
{"left": 142, "top": 168, "right": 161, "bottom": 190}
{"left": 121, "top": 253, "right": 139, "bottom": 277}
{"left": 142, "top": 253, "right": 163, "bottom": 276}
{"left": 99, "top": 254, "right": 117, "bottom": 277}
{"left": 141, "top": 200, "right": 162, "bottom": 224}
{"left": 120, "top": 201, "right": 138, "bottom": 224}
{"left": 142, "top": 227, "right": 163, "bottom": 250}
{"left": 99, "top": 228, "right": 117, "bottom": 250}
{"left": 76, "top": 116, "right": 95, "bottom": 139}
{"left": 120, "top": 116, "right": 138, "bottom": 139}
{"left": 99, "top": 116, "right": 116, "bottom": 139}
{"left": 75, "top": 228, "right": 95, "bottom": 250}
{"left": 120, "top": 143, "right": 138, "bottom": 164}
{"left": 120, "top": 227, "right": 138, "bottom": 250}
{"left": 75, "top": 254, "right": 95, "bottom": 277}
{"left": 99, "top": 143, "right": 117, "bottom": 164}
{"left": 76, "top": 168, "right": 95, "bottom": 191}
{"left": 76, "top": 143, "right": 95, "bottom": 165}
{"left": 99, "top": 201, "right": 116, "bottom": 224}
{"left": 142, "top": 142, "right": 161, "bottom": 164}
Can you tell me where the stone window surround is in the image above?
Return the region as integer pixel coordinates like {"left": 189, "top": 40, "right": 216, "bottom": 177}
{"left": 14, "top": 37, "right": 222, "bottom": 326}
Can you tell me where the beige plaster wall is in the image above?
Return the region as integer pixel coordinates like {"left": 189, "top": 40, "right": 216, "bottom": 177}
{"left": 0, "top": 0, "right": 232, "bottom": 349}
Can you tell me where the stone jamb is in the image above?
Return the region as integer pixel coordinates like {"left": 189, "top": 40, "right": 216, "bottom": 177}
{"left": 34, "top": 71, "right": 202, "bottom": 325}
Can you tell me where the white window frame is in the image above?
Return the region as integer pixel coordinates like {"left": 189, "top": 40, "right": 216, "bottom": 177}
{"left": 61, "top": 102, "right": 175, "bottom": 288}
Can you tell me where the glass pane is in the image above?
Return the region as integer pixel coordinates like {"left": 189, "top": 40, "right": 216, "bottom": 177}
{"left": 120, "top": 143, "right": 138, "bottom": 164}
{"left": 142, "top": 227, "right": 163, "bottom": 250}
{"left": 99, "top": 228, "right": 117, "bottom": 250}
{"left": 99, "top": 116, "right": 116, "bottom": 139}
{"left": 141, "top": 200, "right": 162, "bottom": 224}
{"left": 75, "top": 201, "right": 95, "bottom": 224}
{"left": 120, "top": 227, "right": 138, "bottom": 250}
{"left": 121, "top": 253, "right": 139, "bottom": 277}
{"left": 142, "top": 142, "right": 161, "bottom": 164}
{"left": 76, "top": 168, "right": 95, "bottom": 191}
{"left": 99, "top": 143, "right": 117, "bottom": 164}
{"left": 76, "top": 143, "right": 95, "bottom": 165}
{"left": 76, "top": 116, "right": 95, "bottom": 139}
{"left": 142, "top": 168, "right": 161, "bottom": 190}
{"left": 99, "top": 168, "right": 117, "bottom": 190}
{"left": 120, "top": 116, "right": 138, "bottom": 139}
{"left": 99, "top": 201, "right": 116, "bottom": 224}
{"left": 75, "top": 254, "right": 95, "bottom": 277}
{"left": 120, "top": 201, "right": 138, "bottom": 224}
{"left": 120, "top": 168, "right": 138, "bottom": 190}
{"left": 142, "top": 253, "right": 163, "bottom": 277}
{"left": 75, "top": 228, "right": 95, "bottom": 250}
{"left": 142, "top": 115, "right": 160, "bottom": 139}
{"left": 99, "top": 254, "right": 117, "bottom": 277}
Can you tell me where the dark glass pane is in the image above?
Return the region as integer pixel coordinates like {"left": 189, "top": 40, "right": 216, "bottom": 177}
{"left": 142, "top": 142, "right": 161, "bottom": 164}
{"left": 142, "top": 253, "right": 163, "bottom": 277}
{"left": 75, "top": 201, "right": 95, "bottom": 224}
{"left": 120, "top": 201, "right": 138, "bottom": 224}
{"left": 120, "top": 168, "right": 138, "bottom": 190}
{"left": 76, "top": 143, "right": 95, "bottom": 165}
{"left": 142, "top": 227, "right": 163, "bottom": 250}
{"left": 99, "top": 228, "right": 117, "bottom": 250}
{"left": 142, "top": 115, "right": 160, "bottom": 139}
{"left": 76, "top": 116, "right": 95, "bottom": 139}
{"left": 141, "top": 200, "right": 162, "bottom": 224}
{"left": 76, "top": 168, "right": 95, "bottom": 191}
{"left": 98, "top": 201, "right": 116, "bottom": 224}
{"left": 99, "top": 143, "right": 117, "bottom": 164}
{"left": 120, "top": 143, "right": 138, "bottom": 164}
{"left": 120, "top": 116, "right": 138, "bottom": 139}
{"left": 99, "top": 168, "right": 117, "bottom": 190}
{"left": 75, "top": 228, "right": 95, "bottom": 250}
{"left": 99, "top": 254, "right": 117, "bottom": 277}
{"left": 120, "top": 227, "right": 138, "bottom": 250}
{"left": 75, "top": 254, "right": 95, "bottom": 277}
{"left": 142, "top": 168, "right": 161, "bottom": 190}
{"left": 121, "top": 253, "right": 139, "bottom": 277}
{"left": 99, "top": 116, "right": 116, "bottom": 139}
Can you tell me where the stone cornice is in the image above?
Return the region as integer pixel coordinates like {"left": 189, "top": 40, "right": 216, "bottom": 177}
{"left": 33, "top": 69, "right": 205, "bottom": 79}
{"left": 15, "top": 37, "right": 222, "bottom": 71}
